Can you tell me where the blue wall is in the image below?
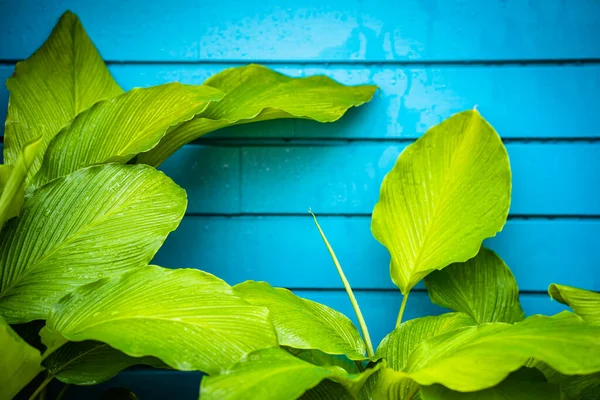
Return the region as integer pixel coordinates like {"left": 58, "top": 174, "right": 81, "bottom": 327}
{"left": 1, "top": 0, "right": 599, "bottom": 398}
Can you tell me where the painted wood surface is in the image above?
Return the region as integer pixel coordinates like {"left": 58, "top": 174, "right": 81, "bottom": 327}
{"left": 1, "top": 0, "right": 599, "bottom": 397}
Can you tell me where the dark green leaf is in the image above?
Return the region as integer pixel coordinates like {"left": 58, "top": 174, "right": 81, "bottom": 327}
{"left": 420, "top": 368, "right": 561, "bottom": 400}
{"left": 138, "top": 64, "right": 377, "bottom": 166}
{"left": 44, "top": 341, "right": 166, "bottom": 385}
{"left": 424, "top": 248, "right": 524, "bottom": 324}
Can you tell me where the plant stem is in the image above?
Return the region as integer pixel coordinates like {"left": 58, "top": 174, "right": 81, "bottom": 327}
{"left": 310, "top": 210, "right": 375, "bottom": 358}
{"left": 29, "top": 375, "right": 54, "bottom": 400}
{"left": 396, "top": 291, "right": 410, "bottom": 328}
{"left": 56, "top": 384, "right": 71, "bottom": 400}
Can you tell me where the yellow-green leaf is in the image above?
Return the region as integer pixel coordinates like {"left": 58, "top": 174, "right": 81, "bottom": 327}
{"left": 403, "top": 313, "right": 600, "bottom": 392}
{"left": 0, "top": 164, "right": 186, "bottom": 323}
{"left": 234, "top": 281, "right": 366, "bottom": 359}
{"left": 374, "top": 313, "right": 475, "bottom": 398}
{"left": 4, "top": 11, "right": 123, "bottom": 178}
{"left": 424, "top": 248, "right": 524, "bottom": 324}
{"left": 371, "top": 110, "right": 511, "bottom": 294}
{"left": 200, "top": 347, "right": 380, "bottom": 400}
{"left": 33, "top": 83, "right": 224, "bottom": 187}
{"left": 45, "top": 266, "right": 277, "bottom": 374}
{"left": 0, "top": 315, "right": 43, "bottom": 399}
{"left": 549, "top": 284, "right": 600, "bottom": 326}
{"left": 138, "top": 64, "right": 377, "bottom": 166}
{"left": 0, "top": 138, "right": 42, "bottom": 228}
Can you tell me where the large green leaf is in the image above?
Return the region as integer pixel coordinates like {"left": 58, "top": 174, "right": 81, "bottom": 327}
{"left": 45, "top": 266, "right": 277, "bottom": 374}
{"left": 537, "top": 364, "right": 600, "bottom": 400}
{"left": 424, "top": 248, "right": 524, "bottom": 324}
{"left": 33, "top": 83, "right": 224, "bottom": 187}
{"left": 374, "top": 313, "right": 475, "bottom": 399}
{"left": 419, "top": 368, "right": 560, "bottom": 400}
{"left": 0, "top": 315, "right": 43, "bottom": 399}
{"left": 401, "top": 313, "right": 600, "bottom": 392}
{"left": 4, "top": 11, "right": 123, "bottom": 177}
{"left": 137, "top": 64, "right": 378, "bottom": 166}
{"left": 0, "top": 138, "right": 42, "bottom": 228}
{"left": 371, "top": 110, "right": 511, "bottom": 294}
{"left": 199, "top": 347, "right": 380, "bottom": 400}
{"left": 0, "top": 164, "right": 186, "bottom": 323}
{"left": 300, "top": 380, "right": 354, "bottom": 400}
{"left": 44, "top": 341, "right": 165, "bottom": 385}
{"left": 234, "top": 281, "right": 366, "bottom": 359}
{"left": 549, "top": 284, "right": 600, "bottom": 325}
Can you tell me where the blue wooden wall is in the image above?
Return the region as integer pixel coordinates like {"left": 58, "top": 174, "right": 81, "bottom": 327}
{"left": 1, "top": 0, "right": 599, "bottom": 398}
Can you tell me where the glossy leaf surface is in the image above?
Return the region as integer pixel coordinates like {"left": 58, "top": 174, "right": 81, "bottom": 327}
{"left": 235, "top": 281, "right": 366, "bottom": 359}
{"left": 425, "top": 248, "right": 524, "bottom": 324}
{"left": 0, "top": 164, "right": 186, "bottom": 323}
{"left": 0, "top": 315, "right": 43, "bottom": 399}
{"left": 4, "top": 11, "right": 123, "bottom": 178}
{"left": 549, "top": 284, "right": 600, "bottom": 325}
{"left": 34, "top": 83, "right": 224, "bottom": 187}
{"left": 200, "top": 347, "right": 379, "bottom": 400}
{"left": 371, "top": 110, "right": 511, "bottom": 294}
{"left": 46, "top": 266, "right": 277, "bottom": 374}
{"left": 138, "top": 64, "right": 377, "bottom": 166}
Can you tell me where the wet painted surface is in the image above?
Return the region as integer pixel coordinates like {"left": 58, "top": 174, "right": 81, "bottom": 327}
{"left": 1, "top": 0, "right": 599, "bottom": 398}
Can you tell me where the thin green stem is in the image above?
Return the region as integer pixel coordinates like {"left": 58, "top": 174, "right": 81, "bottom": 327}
{"left": 396, "top": 291, "right": 410, "bottom": 328}
{"left": 28, "top": 375, "right": 54, "bottom": 400}
{"left": 56, "top": 384, "right": 71, "bottom": 400}
{"left": 310, "top": 210, "right": 375, "bottom": 358}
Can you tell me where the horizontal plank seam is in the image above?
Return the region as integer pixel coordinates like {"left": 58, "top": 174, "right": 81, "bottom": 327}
{"left": 182, "top": 213, "right": 600, "bottom": 220}
{"left": 2, "top": 59, "right": 600, "bottom": 66}
{"left": 3, "top": 137, "right": 600, "bottom": 145}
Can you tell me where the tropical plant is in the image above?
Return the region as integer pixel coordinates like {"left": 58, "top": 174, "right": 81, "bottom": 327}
{"left": 2, "top": 10, "right": 599, "bottom": 400}
{"left": 0, "top": 11, "right": 377, "bottom": 400}
{"left": 200, "top": 110, "right": 600, "bottom": 399}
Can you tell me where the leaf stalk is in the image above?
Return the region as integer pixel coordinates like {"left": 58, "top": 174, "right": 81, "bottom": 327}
{"left": 310, "top": 211, "right": 375, "bottom": 358}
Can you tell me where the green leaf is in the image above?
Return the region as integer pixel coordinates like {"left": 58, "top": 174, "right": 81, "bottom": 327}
{"left": 44, "top": 341, "right": 166, "bottom": 385}
{"left": 402, "top": 313, "right": 600, "bottom": 392}
{"left": 549, "top": 284, "right": 600, "bottom": 325}
{"left": 0, "top": 138, "right": 42, "bottom": 228}
{"left": 300, "top": 380, "right": 354, "bottom": 400}
{"left": 137, "top": 64, "right": 378, "bottom": 166}
{"left": 4, "top": 11, "right": 123, "bottom": 178}
{"left": 0, "top": 315, "right": 43, "bottom": 399}
{"left": 424, "top": 247, "right": 524, "bottom": 324}
{"left": 419, "top": 368, "right": 561, "bottom": 400}
{"left": 374, "top": 313, "right": 475, "bottom": 399}
{"left": 234, "top": 281, "right": 366, "bottom": 359}
{"left": 534, "top": 362, "right": 600, "bottom": 399}
{"left": 371, "top": 110, "right": 511, "bottom": 294}
{"left": 199, "top": 347, "right": 380, "bottom": 400}
{"left": 0, "top": 164, "right": 186, "bottom": 323}
{"left": 33, "top": 83, "right": 224, "bottom": 187}
{"left": 45, "top": 266, "right": 277, "bottom": 374}
{"left": 289, "top": 348, "right": 360, "bottom": 374}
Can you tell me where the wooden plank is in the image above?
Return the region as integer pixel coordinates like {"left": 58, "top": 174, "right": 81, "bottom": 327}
{"left": 3, "top": 64, "right": 600, "bottom": 139}
{"left": 153, "top": 216, "right": 600, "bottom": 292}
{"left": 1, "top": 0, "right": 599, "bottom": 61}
{"left": 48, "top": 292, "right": 568, "bottom": 399}
{"left": 237, "top": 143, "right": 600, "bottom": 215}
